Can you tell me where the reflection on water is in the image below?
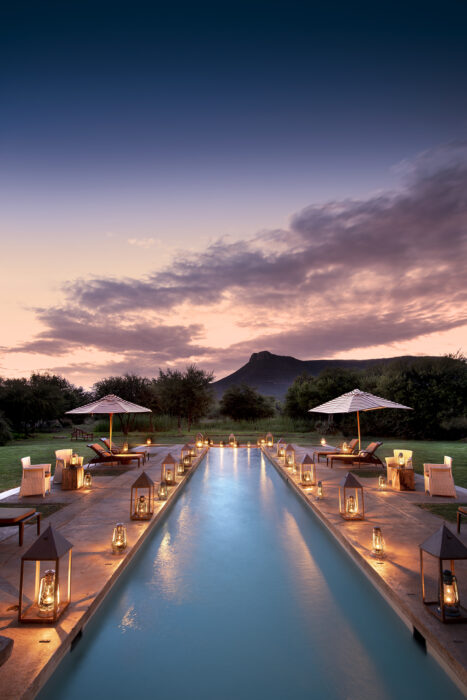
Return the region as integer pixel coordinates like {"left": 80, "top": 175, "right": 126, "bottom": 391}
{"left": 39, "top": 449, "right": 464, "bottom": 700}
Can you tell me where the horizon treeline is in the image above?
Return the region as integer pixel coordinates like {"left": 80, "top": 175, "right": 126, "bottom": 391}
{"left": 0, "top": 355, "right": 465, "bottom": 443}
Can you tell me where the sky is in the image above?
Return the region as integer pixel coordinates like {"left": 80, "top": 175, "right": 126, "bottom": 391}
{"left": 1, "top": 0, "right": 467, "bottom": 388}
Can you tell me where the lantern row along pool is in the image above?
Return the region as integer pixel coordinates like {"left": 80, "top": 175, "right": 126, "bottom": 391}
{"left": 38, "top": 448, "right": 464, "bottom": 700}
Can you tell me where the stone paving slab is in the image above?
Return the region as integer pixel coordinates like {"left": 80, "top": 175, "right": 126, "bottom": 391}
{"left": 0, "top": 445, "right": 207, "bottom": 699}
{"left": 263, "top": 444, "right": 467, "bottom": 696}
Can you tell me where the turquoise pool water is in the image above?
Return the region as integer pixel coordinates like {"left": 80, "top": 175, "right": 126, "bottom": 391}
{"left": 39, "top": 449, "right": 463, "bottom": 699}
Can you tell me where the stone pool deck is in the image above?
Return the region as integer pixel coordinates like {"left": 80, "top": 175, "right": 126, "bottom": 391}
{"left": 263, "top": 445, "right": 467, "bottom": 696}
{"left": 0, "top": 445, "right": 207, "bottom": 699}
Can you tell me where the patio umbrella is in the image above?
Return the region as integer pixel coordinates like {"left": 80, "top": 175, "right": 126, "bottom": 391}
{"left": 309, "top": 388, "right": 412, "bottom": 450}
{"left": 66, "top": 394, "right": 152, "bottom": 451}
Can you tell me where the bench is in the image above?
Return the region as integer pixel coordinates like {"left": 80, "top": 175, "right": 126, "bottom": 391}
{"left": 0, "top": 508, "right": 41, "bottom": 546}
{"left": 71, "top": 427, "right": 94, "bottom": 441}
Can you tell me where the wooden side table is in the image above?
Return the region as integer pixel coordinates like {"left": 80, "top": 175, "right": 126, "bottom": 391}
{"left": 62, "top": 466, "right": 84, "bottom": 490}
{"left": 392, "top": 467, "right": 415, "bottom": 491}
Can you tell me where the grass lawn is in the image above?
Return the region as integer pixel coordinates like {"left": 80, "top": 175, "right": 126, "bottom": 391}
{"left": 1, "top": 429, "right": 466, "bottom": 492}
{"left": 418, "top": 503, "right": 467, "bottom": 524}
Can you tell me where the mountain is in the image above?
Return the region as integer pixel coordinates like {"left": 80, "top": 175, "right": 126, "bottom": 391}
{"left": 211, "top": 350, "right": 423, "bottom": 400}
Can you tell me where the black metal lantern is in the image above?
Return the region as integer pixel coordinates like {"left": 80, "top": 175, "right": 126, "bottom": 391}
{"left": 161, "top": 454, "right": 177, "bottom": 486}
{"left": 316, "top": 481, "right": 324, "bottom": 500}
{"left": 83, "top": 469, "right": 92, "bottom": 488}
{"left": 300, "top": 454, "right": 316, "bottom": 486}
{"left": 19, "top": 525, "right": 72, "bottom": 624}
{"left": 285, "top": 444, "right": 296, "bottom": 470}
{"left": 195, "top": 433, "right": 203, "bottom": 450}
{"left": 339, "top": 473, "right": 364, "bottom": 520}
{"left": 420, "top": 524, "right": 467, "bottom": 623}
{"left": 130, "top": 471, "right": 155, "bottom": 520}
{"left": 276, "top": 439, "right": 285, "bottom": 458}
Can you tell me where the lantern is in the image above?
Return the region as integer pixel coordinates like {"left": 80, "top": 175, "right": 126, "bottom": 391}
{"left": 158, "top": 480, "right": 168, "bottom": 500}
{"left": 161, "top": 454, "right": 177, "bottom": 486}
{"left": 342, "top": 442, "right": 350, "bottom": 454}
{"left": 419, "top": 524, "right": 467, "bottom": 623}
{"left": 70, "top": 453, "right": 79, "bottom": 467}
{"left": 189, "top": 446, "right": 196, "bottom": 458}
{"left": 177, "top": 460, "right": 185, "bottom": 476}
{"left": 19, "top": 525, "right": 72, "bottom": 623}
{"left": 112, "top": 523, "right": 127, "bottom": 554}
{"left": 398, "top": 452, "right": 405, "bottom": 467}
{"left": 320, "top": 437, "right": 326, "bottom": 446}
{"left": 275, "top": 439, "right": 284, "bottom": 456}
{"left": 247, "top": 441, "right": 251, "bottom": 448}
{"left": 266, "top": 433, "right": 273, "bottom": 447}
{"left": 123, "top": 442, "right": 129, "bottom": 453}
{"left": 300, "top": 455, "right": 316, "bottom": 486}
{"left": 260, "top": 438, "right": 265, "bottom": 446}
{"left": 181, "top": 444, "right": 192, "bottom": 468}
{"left": 219, "top": 440, "right": 224, "bottom": 447}
{"left": 204, "top": 438, "right": 209, "bottom": 446}
{"left": 339, "top": 473, "right": 364, "bottom": 520}
{"left": 317, "top": 481, "right": 324, "bottom": 500}
{"left": 130, "top": 471, "right": 155, "bottom": 520}
{"left": 146, "top": 438, "right": 151, "bottom": 446}
{"left": 83, "top": 470, "right": 92, "bottom": 488}
{"left": 229, "top": 434, "right": 236, "bottom": 447}
{"left": 285, "top": 445, "right": 295, "bottom": 469}
{"left": 372, "top": 527, "right": 385, "bottom": 559}
{"left": 278, "top": 445, "right": 285, "bottom": 460}
{"left": 378, "top": 475, "right": 386, "bottom": 490}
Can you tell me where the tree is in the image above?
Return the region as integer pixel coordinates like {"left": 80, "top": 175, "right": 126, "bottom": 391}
{"left": 219, "top": 384, "right": 274, "bottom": 421}
{"left": 93, "top": 374, "right": 158, "bottom": 433}
{"left": 155, "top": 365, "right": 214, "bottom": 431}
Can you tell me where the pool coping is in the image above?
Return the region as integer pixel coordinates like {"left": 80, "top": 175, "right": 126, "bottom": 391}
{"left": 0, "top": 447, "right": 208, "bottom": 700}
{"left": 263, "top": 447, "right": 467, "bottom": 697}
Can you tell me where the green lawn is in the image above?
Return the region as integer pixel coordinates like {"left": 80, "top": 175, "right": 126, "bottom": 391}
{"left": 418, "top": 503, "right": 467, "bottom": 524}
{"left": 1, "top": 429, "right": 466, "bottom": 492}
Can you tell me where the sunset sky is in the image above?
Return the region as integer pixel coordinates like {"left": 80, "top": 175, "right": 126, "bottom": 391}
{"left": 1, "top": 0, "right": 467, "bottom": 388}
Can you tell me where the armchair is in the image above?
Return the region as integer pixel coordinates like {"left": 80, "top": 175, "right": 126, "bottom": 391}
{"left": 20, "top": 457, "right": 51, "bottom": 498}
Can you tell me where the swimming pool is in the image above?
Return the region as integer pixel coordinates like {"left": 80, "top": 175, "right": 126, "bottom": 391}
{"left": 39, "top": 448, "right": 464, "bottom": 699}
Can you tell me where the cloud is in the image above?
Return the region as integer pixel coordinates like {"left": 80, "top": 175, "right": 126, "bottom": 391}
{"left": 127, "top": 237, "right": 157, "bottom": 248}
{"left": 6, "top": 142, "right": 467, "bottom": 379}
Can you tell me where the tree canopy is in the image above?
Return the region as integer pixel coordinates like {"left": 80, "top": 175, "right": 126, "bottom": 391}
{"left": 219, "top": 384, "right": 275, "bottom": 421}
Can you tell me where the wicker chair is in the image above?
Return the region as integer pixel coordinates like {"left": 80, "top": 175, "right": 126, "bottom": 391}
{"left": 19, "top": 457, "right": 51, "bottom": 498}
{"left": 424, "top": 456, "right": 456, "bottom": 498}
{"left": 54, "top": 449, "right": 73, "bottom": 484}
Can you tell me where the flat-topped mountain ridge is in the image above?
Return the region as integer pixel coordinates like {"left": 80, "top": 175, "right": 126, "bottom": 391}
{"left": 212, "top": 350, "right": 430, "bottom": 399}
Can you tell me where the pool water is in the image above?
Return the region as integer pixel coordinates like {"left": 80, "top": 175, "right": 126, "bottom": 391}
{"left": 39, "top": 449, "right": 464, "bottom": 699}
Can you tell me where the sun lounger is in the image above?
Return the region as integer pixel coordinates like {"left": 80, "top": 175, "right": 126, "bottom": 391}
{"left": 315, "top": 438, "right": 358, "bottom": 463}
{"left": 327, "top": 441, "right": 383, "bottom": 469}
{"left": 87, "top": 443, "right": 142, "bottom": 468}
{"left": 100, "top": 438, "right": 148, "bottom": 463}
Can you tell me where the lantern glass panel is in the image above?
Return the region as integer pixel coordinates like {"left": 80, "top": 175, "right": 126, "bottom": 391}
{"left": 84, "top": 470, "right": 92, "bottom": 488}
{"left": 158, "top": 481, "right": 168, "bottom": 500}
{"left": 442, "top": 570, "right": 460, "bottom": 617}
{"left": 112, "top": 523, "right": 127, "bottom": 553}
{"left": 372, "top": 527, "right": 385, "bottom": 558}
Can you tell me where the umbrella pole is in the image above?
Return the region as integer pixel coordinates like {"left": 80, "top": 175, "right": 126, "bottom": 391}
{"left": 357, "top": 411, "right": 361, "bottom": 451}
{"left": 109, "top": 413, "right": 113, "bottom": 453}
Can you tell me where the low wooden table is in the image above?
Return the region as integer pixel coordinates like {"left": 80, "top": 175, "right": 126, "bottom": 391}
{"left": 62, "top": 466, "right": 84, "bottom": 490}
{"left": 0, "top": 508, "right": 41, "bottom": 546}
{"left": 391, "top": 467, "right": 415, "bottom": 491}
